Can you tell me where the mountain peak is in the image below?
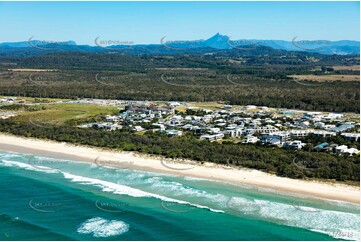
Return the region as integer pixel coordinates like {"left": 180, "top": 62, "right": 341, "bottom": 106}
{"left": 205, "top": 33, "right": 230, "bottom": 49}
{"left": 210, "top": 33, "right": 228, "bottom": 39}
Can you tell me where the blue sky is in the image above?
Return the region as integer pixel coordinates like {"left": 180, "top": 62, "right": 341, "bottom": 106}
{"left": 0, "top": 1, "right": 359, "bottom": 45}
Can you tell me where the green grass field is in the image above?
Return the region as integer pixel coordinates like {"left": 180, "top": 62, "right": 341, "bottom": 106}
{"left": 13, "top": 103, "right": 119, "bottom": 126}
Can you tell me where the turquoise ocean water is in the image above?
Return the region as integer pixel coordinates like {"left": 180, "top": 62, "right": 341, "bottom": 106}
{"left": 0, "top": 150, "right": 359, "bottom": 241}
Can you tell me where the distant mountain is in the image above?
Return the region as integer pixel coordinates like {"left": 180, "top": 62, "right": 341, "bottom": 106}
{"left": 0, "top": 41, "right": 33, "bottom": 48}
{"left": 0, "top": 34, "right": 359, "bottom": 56}
{"left": 161, "top": 34, "right": 359, "bottom": 55}
{"left": 204, "top": 33, "right": 230, "bottom": 49}
{"left": 0, "top": 40, "right": 76, "bottom": 48}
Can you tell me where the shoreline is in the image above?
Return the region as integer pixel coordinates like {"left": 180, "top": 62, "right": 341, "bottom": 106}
{"left": 0, "top": 133, "right": 359, "bottom": 204}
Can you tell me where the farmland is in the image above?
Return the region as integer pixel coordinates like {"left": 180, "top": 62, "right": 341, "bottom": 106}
{"left": 289, "top": 74, "right": 359, "bottom": 82}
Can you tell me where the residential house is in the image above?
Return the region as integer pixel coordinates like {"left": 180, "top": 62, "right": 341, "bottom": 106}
{"left": 312, "top": 130, "right": 336, "bottom": 137}
{"left": 283, "top": 140, "right": 306, "bottom": 150}
{"left": 344, "top": 148, "right": 360, "bottom": 156}
{"left": 256, "top": 125, "right": 279, "bottom": 134}
{"left": 314, "top": 142, "right": 329, "bottom": 149}
{"left": 133, "top": 126, "right": 145, "bottom": 132}
{"left": 341, "top": 133, "right": 360, "bottom": 141}
{"left": 335, "top": 145, "right": 348, "bottom": 153}
{"left": 242, "top": 135, "right": 259, "bottom": 144}
{"left": 200, "top": 133, "right": 224, "bottom": 141}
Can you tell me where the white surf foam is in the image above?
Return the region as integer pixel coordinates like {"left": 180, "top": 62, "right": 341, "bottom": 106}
{"left": 1, "top": 158, "right": 223, "bottom": 213}
{"left": 77, "top": 217, "right": 129, "bottom": 237}
{"left": 256, "top": 199, "right": 360, "bottom": 241}
{"left": 145, "top": 177, "right": 228, "bottom": 204}
{"left": 61, "top": 171, "right": 224, "bottom": 213}
{"left": 1, "top": 160, "right": 58, "bottom": 173}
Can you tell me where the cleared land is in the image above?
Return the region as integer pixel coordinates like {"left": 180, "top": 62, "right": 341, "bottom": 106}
{"left": 188, "top": 101, "right": 225, "bottom": 110}
{"left": 332, "top": 65, "right": 360, "bottom": 71}
{"left": 9, "top": 68, "right": 58, "bottom": 72}
{"left": 289, "top": 74, "right": 359, "bottom": 82}
{"left": 11, "top": 103, "right": 118, "bottom": 126}
{"left": 154, "top": 68, "right": 208, "bottom": 71}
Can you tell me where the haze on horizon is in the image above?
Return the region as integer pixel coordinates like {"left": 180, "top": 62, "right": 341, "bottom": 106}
{"left": 0, "top": 1, "right": 359, "bottom": 45}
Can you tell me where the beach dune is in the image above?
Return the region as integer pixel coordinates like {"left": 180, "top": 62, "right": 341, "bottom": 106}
{"left": 0, "top": 133, "right": 359, "bottom": 204}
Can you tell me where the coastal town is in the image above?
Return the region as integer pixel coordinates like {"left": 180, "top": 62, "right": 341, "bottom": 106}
{"left": 3, "top": 97, "right": 358, "bottom": 157}
{"left": 81, "top": 100, "right": 360, "bottom": 156}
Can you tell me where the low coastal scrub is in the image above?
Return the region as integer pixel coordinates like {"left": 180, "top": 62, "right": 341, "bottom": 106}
{"left": 0, "top": 119, "right": 359, "bottom": 183}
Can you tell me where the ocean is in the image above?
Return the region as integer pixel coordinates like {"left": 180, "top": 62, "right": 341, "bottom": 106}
{"left": 0, "top": 150, "right": 359, "bottom": 241}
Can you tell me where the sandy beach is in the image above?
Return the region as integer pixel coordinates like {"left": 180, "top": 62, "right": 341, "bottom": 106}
{"left": 0, "top": 133, "right": 359, "bottom": 204}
